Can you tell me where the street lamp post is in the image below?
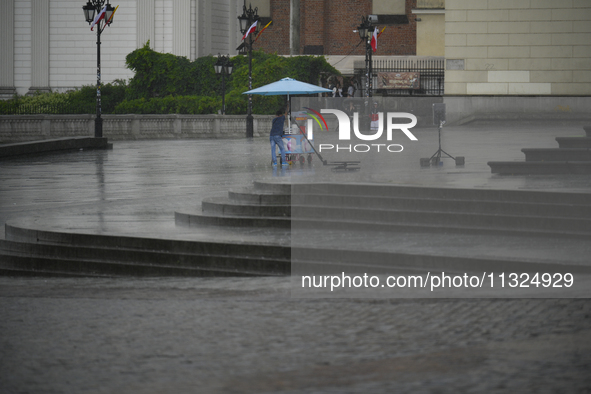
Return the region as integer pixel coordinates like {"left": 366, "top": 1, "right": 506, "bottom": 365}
{"left": 82, "top": 0, "right": 115, "bottom": 138}
{"left": 214, "top": 54, "right": 233, "bottom": 115}
{"left": 358, "top": 16, "right": 375, "bottom": 98}
{"left": 238, "top": 3, "right": 259, "bottom": 138}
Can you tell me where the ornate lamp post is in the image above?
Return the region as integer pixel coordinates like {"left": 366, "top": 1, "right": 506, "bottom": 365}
{"left": 214, "top": 54, "right": 233, "bottom": 115}
{"left": 358, "top": 16, "right": 375, "bottom": 98}
{"left": 238, "top": 3, "right": 259, "bottom": 138}
{"left": 82, "top": 0, "right": 115, "bottom": 138}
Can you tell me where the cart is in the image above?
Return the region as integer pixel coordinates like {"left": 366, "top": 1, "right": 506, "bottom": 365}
{"left": 281, "top": 129, "right": 314, "bottom": 165}
{"left": 281, "top": 111, "right": 314, "bottom": 165}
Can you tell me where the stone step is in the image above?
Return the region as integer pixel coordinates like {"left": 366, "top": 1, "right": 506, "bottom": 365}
{"left": 294, "top": 206, "right": 591, "bottom": 234}
{"left": 175, "top": 211, "right": 291, "bottom": 229}
{"left": 253, "top": 181, "right": 292, "bottom": 194}
{"left": 202, "top": 197, "right": 291, "bottom": 217}
{"left": 0, "top": 265, "right": 102, "bottom": 278}
{"left": 6, "top": 232, "right": 588, "bottom": 279}
{"left": 291, "top": 247, "right": 591, "bottom": 276}
{"left": 228, "top": 188, "right": 291, "bottom": 205}
{"left": 556, "top": 137, "right": 591, "bottom": 149}
{"left": 0, "top": 238, "right": 289, "bottom": 276}
{"left": 522, "top": 148, "right": 591, "bottom": 162}
{"left": 0, "top": 252, "right": 266, "bottom": 278}
{"left": 290, "top": 183, "right": 591, "bottom": 206}
{"left": 181, "top": 182, "right": 591, "bottom": 238}
{"left": 196, "top": 194, "right": 591, "bottom": 232}
{"left": 3, "top": 223, "right": 291, "bottom": 277}
{"left": 176, "top": 210, "right": 590, "bottom": 239}
{"left": 231, "top": 184, "right": 591, "bottom": 222}
{"left": 5, "top": 222, "right": 290, "bottom": 261}
{"left": 488, "top": 161, "right": 591, "bottom": 175}
{"left": 295, "top": 194, "right": 591, "bottom": 218}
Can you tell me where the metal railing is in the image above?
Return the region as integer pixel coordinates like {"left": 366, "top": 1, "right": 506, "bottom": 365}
{"left": 356, "top": 57, "right": 445, "bottom": 97}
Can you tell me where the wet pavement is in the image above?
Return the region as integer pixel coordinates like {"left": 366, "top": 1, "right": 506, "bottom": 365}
{"left": 1, "top": 119, "right": 591, "bottom": 393}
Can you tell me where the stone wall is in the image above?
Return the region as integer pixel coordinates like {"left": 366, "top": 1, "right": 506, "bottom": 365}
{"left": 0, "top": 114, "right": 273, "bottom": 143}
{"left": 444, "top": 95, "right": 591, "bottom": 125}
{"left": 445, "top": 0, "right": 591, "bottom": 95}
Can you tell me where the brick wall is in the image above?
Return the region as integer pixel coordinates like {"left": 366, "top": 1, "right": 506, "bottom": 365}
{"left": 256, "top": 0, "right": 417, "bottom": 56}
{"left": 257, "top": 0, "right": 291, "bottom": 54}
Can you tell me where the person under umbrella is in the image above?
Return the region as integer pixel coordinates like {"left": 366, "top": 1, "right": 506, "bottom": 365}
{"left": 270, "top": 105, "right": 288, "bottom": 166}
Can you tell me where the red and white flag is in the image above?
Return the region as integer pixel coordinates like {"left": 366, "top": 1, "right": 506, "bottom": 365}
{"left": 242, "top": 20, "right": 258, "bottom": 40}
{"left": 370, "top": 27, "right": 378, "bottom": 52}
{"left": 90, "top": 5, "right": 107, "bottom": 31}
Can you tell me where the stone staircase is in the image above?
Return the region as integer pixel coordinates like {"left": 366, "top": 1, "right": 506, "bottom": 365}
{"left": 176, "top": 181, "right": 591, "bottom": 277}
{"left": 0, "top": 221, "right": 290, "bottom": 277}
{"left": 489, "top": 126, "right": 591, "bottom": 174}
{"left": 178, "top": 181, "right": 591, "bottom": 240}
{"left": 2, "top": 180, "right": 591, "bottom": 277}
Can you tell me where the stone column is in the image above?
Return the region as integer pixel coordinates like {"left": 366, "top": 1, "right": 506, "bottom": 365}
{"left": 137, "top": 0, "right": 155, "bottom": 48}
{"left": 173, "top": 0, "right": 191, "bottom": 58}
{"left": 0, "top": 0, "right": 16, "bottom": 99}
{"left": 196, "top": 0, "right": 212, "bottom": 57}
{"left": 228, "top": 0, "right": 239, "bottom": 56}
{"left": 29, "top": 0, "right": 51, "bottom": 95}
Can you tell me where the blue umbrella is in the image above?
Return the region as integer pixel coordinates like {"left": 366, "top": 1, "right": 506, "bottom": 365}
{"left": 244, "top": 77, "right": 332, "bottom": 96}
{"left": 244, "top": 77, "right": 332, "bottom": 130}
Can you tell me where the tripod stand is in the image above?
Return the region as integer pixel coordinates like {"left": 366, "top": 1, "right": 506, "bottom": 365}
{"left": 430, "top": 120, "right": 454, "bottom": 164}
{"left": 422, "top": 120, "right": 464, "bottom": 167}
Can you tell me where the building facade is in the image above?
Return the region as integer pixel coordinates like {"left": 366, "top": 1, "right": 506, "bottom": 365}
{"left": 0, "top": 0, "right": 589, "bottom": 98}
{"left": 445, "top": 0, "right": 591, "bottom": 95}
{"left": 0, "top": 0, "right": 245, "bottom": 98}
{"left": 251, "top": 0, "right": 418, "bottom": 57}
{"left": 0, "top": 0, "right": 425, "bottom": 97}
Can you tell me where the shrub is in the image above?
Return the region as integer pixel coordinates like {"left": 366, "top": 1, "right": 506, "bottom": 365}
{"left": 112, "top": 95, "right": 222, "bottom": 115}
{"left": 0, "top": 81, "right": 127, "bottom": 115}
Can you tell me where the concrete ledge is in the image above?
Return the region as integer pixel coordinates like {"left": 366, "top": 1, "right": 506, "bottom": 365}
{"left": 522, "top": 148, "right": 591, "bottom": 162}
{"left": 489, "top": 161, "right": 591, "bottom": 175}
{"left": 443, "top": 96, "right": 591, "bottom": 126}
{"left": 0, "top": 137, "right": 112, "bottom": 159}
{"left": 556, "top": 137, "right": 591, "bottom": 149}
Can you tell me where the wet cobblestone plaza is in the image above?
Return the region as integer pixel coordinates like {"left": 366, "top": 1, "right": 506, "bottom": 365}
{"left": 1, "top": 120, "right": 591, "bottom": 393}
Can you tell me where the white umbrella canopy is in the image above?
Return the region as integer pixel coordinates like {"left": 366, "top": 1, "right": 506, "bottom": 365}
{"left": 244, "top": 77, "right": 332, "bottom": 130}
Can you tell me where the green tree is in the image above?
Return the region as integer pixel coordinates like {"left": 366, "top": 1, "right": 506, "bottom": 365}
{"left": 125, "top": 41, "right": 219, "bottom": 100}
{"left": 0, "top": 43, "right": 340, "bottom": 116}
